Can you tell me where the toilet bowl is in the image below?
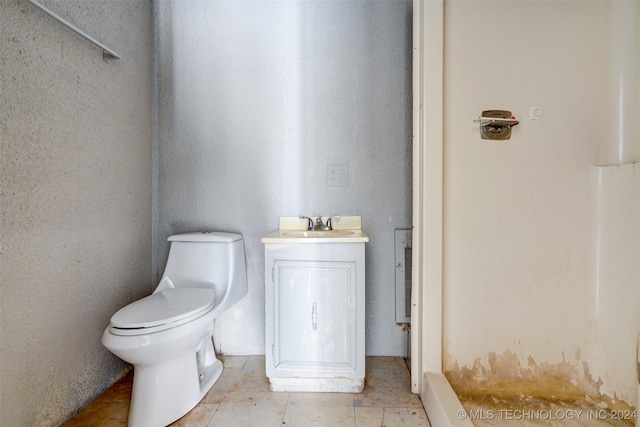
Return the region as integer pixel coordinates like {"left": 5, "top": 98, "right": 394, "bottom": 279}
{"left": 102, "top": 232, "right": 248, "bottom": 427}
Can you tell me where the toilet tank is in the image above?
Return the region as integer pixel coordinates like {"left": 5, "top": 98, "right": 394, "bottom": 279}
{"left": 161, "top": 232, "right": 248, "bottom": 314}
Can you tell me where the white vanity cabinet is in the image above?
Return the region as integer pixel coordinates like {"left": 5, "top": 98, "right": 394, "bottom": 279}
{"left": 261, "top": 216, "right": 368, "bottom": 393}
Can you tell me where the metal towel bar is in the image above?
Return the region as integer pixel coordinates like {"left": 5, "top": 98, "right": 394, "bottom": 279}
{"left": 28, "top": 0, "right": 121, "bottom": 61}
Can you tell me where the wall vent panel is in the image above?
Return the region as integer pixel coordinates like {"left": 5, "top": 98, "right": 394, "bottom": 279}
{"left": 395, "top": 229, "right": 412, "bottom": 323}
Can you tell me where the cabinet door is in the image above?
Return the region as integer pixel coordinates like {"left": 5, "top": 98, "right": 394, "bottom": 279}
{"left": 272, "top": 260, "right": 357, "bottom": 375}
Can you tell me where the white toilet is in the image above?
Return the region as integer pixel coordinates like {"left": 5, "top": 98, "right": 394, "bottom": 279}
{"left": 102, "top": 231, "right": 248, "bottom": 427}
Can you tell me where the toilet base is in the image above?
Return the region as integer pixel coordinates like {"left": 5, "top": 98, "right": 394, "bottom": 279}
{"left": 127, "top": 338, "right": 223, "bottom": 427}
{"left": 103, "top": 309, "right": 227, "bottom": 427}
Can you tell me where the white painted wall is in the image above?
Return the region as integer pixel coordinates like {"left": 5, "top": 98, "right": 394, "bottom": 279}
{"left": 154, "top": 0, "right": 413, "bottom": 356}
{"left": 0, "top": 1, "right": 153, "bottom": 425}
{"left": 441, "top": 0, "right": 638, "bottom": 406}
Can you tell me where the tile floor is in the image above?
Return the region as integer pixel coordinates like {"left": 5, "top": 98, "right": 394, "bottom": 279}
{"left": 64, "top": 356, "right": 431, "bottom": 427}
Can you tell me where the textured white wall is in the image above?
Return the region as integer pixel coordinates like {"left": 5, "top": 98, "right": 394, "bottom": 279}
{"left": 155, "top": 0, "right": 413, "bottom": 356}
{"left": 0, "top": 1, "right": 153, "bottom": 425}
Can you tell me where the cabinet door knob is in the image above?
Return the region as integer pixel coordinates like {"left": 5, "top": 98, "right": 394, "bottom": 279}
{"left": 312, "top": 302, "right": 318, "bottom": 330}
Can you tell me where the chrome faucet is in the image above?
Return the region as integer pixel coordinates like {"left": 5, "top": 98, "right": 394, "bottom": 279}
{"left": 299, "top": 216, "right": 336, "bottom": 231}
{"left": 313, "top": 216, "right": 325, "bottom": 231}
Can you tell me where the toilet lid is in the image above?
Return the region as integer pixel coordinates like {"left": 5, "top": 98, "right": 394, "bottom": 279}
{"left": 109, "top": 288, "right": 215, "bottom": 335}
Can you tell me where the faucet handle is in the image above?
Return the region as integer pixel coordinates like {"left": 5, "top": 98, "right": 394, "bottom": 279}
{"left": 325, "top": 215, "right": 341, "bottom": 230}
{"left": 298, "top": 216, "right": 314, "bottom": 231}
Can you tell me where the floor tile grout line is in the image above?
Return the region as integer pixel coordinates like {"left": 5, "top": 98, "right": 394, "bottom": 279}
{"left": 352, "top": 395, "right": 357, "bottom": 427}
{"left": 281, "top": 390, "right": 291, "bottom": 427}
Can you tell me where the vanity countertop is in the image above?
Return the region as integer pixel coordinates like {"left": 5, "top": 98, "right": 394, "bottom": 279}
{"left": 261, "top": 216, "right": 369, "bottom": 244}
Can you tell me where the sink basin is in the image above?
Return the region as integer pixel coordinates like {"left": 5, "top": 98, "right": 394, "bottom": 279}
{"left": 280, "top": 229, "right": 357, "bottom": 238}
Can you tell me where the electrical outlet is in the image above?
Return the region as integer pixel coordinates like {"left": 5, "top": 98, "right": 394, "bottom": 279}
{"left": 326, "top": 164, "right": 348, "bottom": 186}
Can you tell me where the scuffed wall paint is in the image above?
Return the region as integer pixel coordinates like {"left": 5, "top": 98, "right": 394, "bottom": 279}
{"left": 155, "top": 0, "right": 413, "bottom": 356}
{"left": 446, "top": 349, "right": 636, "bottom": 427}
{"left": 0, "top": 0, "right": 153, "bottom": 426}
{"left": 446, "top": 349, "right": 602, "bottom": 401}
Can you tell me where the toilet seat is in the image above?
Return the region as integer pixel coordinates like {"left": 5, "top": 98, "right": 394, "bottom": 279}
{"left": 109, "top": 288, "right": 216, "bottom": 336}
